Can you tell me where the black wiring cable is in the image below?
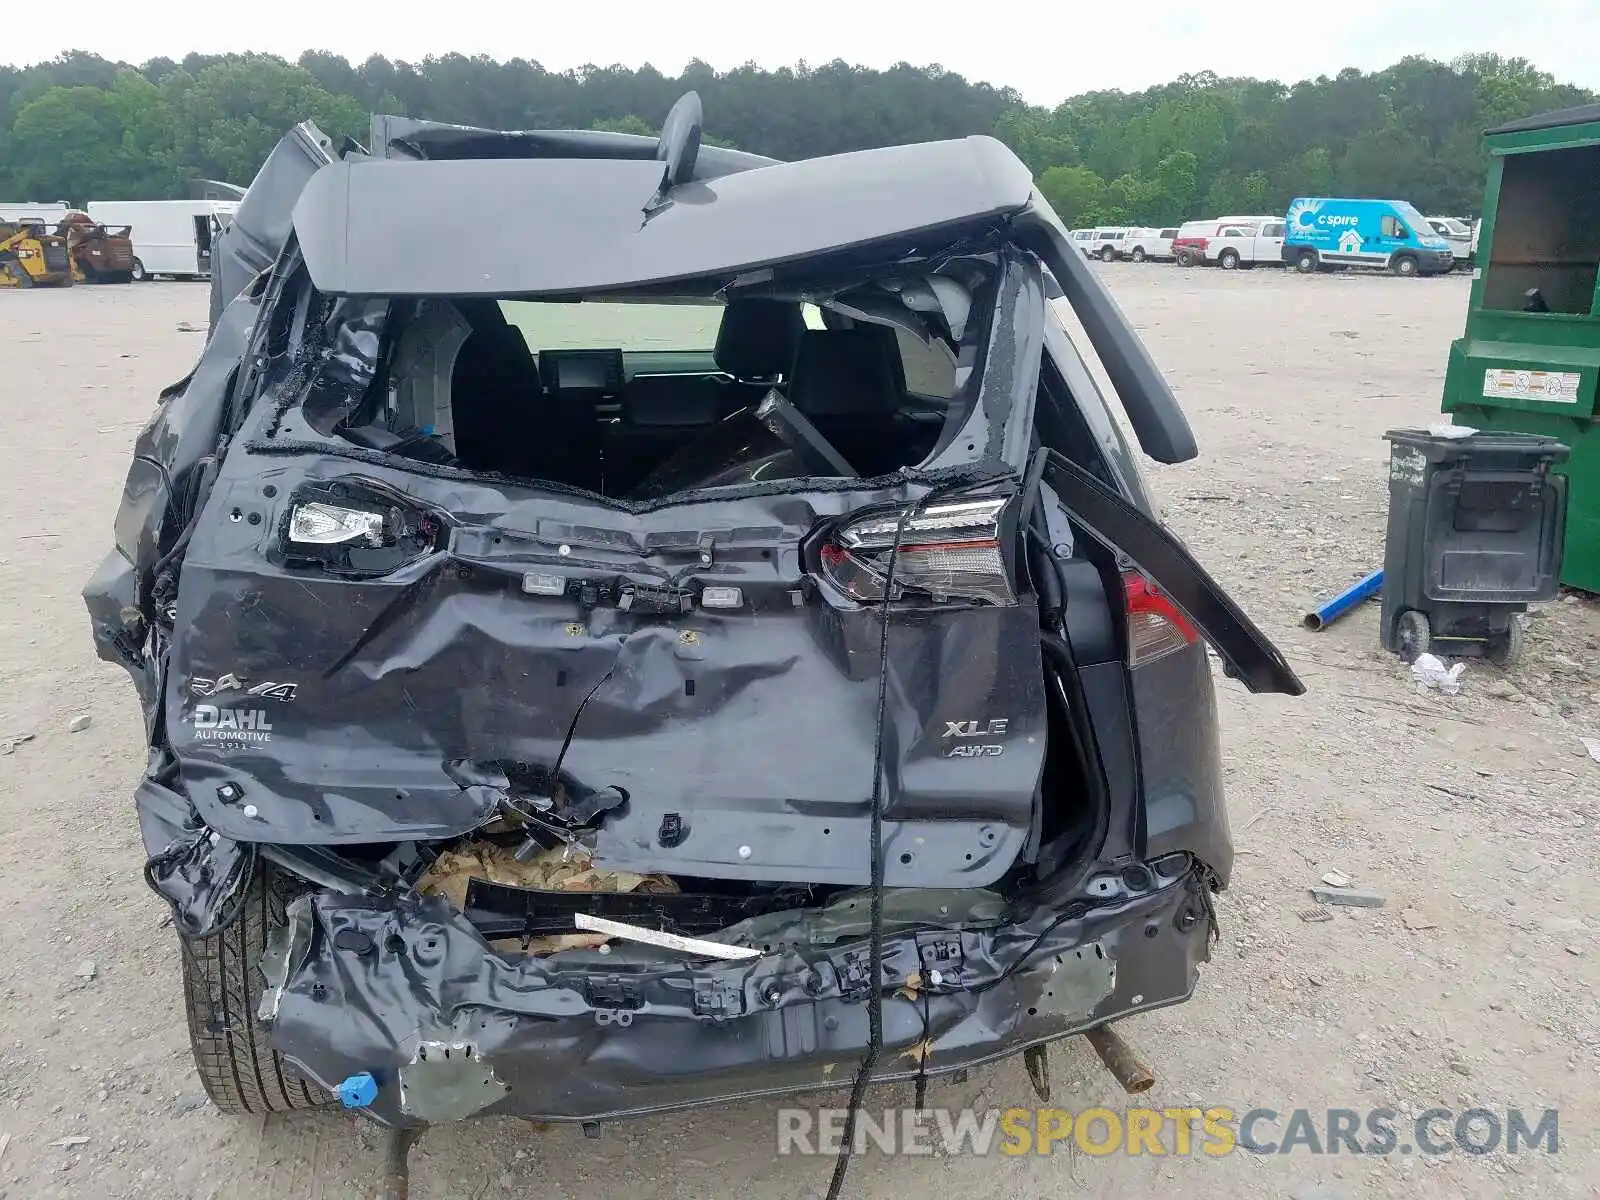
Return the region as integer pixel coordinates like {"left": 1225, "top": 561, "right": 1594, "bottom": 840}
{"left": 822, "top": 497, "right": 914, "bottom": 1200}
{"left": 550, "top": 662, "right": 618, "bottom": 782}
{"left": 143, "top": 839, "right": 260, "bottom": 940}
{"left": 813, "top": 466, "right": 1220, "bottom": 1191}
{"left": 913, "top": 987, "right": 931, "bottom": 1112}
{"left": 824, "top": 478, "right": 968, "bottom": 1200}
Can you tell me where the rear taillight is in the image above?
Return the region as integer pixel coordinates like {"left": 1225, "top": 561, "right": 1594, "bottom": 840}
{"left": 819, "top": 494, "right": 1015, "bottom": 606}
{"left": 1123, "top": 571, "right": 1198, "bottom": 666}
{"left": 277, "top": 480, "right": 442, "bottom": 576}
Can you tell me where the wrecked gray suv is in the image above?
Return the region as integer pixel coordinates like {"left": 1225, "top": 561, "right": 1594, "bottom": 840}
{"left": 85, "top": 94, "right": 1302, "bottom": 1151}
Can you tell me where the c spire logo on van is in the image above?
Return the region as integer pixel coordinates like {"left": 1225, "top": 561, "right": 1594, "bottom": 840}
{"left": 1287, "top": 198, "right": 1323, "bottom": 231}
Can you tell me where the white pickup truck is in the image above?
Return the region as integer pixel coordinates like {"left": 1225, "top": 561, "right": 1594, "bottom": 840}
{"left": 1426, "top": 216, "right": 1475, "bottom": 265}
{"left": 1116, "top": 227, "right": 1179, "bottom": 262}
{"left": 1204, "top": 220, "right": 1287, "bottom": 269}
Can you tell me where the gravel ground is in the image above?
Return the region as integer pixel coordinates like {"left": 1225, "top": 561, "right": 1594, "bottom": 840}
{"left": 1, "top": 267, "right": 1597, "bottom": 1199}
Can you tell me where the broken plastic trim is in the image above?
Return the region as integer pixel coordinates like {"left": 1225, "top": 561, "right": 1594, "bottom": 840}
{"left": 572, "top": 913, "right": 761, "bottom": 960}
{"left": 143, "top": 828, "right": 258, "bottom": 939}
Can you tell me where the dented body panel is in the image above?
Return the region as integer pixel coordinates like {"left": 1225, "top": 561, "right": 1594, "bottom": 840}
{"left": 171, "top": 460, "right": 1047, "bottom": 885}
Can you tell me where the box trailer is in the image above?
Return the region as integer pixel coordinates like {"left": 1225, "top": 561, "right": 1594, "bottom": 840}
{"left": 83, "top": 200, "right": 240, "bottom": 281}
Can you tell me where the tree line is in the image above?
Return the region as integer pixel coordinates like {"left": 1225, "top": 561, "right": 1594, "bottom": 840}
{"left": 0, "top": 50, "right": 1590, "bottom": 225}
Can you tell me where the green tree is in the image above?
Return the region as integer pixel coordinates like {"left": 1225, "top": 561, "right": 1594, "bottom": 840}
{"left": 7, "top": 71, "right": 174, "bottom": 201}
{"left": 1038, "top": 164, "right": 1110, "bottom": 226}
{"left": 1150, "top": 150, "right": 1199, "bottom": 219}
{"left": 1, "top": 49, "right": 1595, "bottom": 212}
{"left": 166, "top": 57, "right": 366, "bottom": 187}
{"left": 591, "top": 114, "right": 655, "bottom": 136}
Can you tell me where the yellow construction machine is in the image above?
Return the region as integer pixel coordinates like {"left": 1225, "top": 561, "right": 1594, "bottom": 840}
{"left": 0, "top": 217, "right": 74, "bottom": 287}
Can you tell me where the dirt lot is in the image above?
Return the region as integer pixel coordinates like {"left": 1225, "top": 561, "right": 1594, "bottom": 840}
{"left": 1, "top": 268, "right": 1597, "bottom": 1200}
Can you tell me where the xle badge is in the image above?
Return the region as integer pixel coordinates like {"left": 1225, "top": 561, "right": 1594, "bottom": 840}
{"left": 941, "top": 718, "right": 1008, "bottom": 758}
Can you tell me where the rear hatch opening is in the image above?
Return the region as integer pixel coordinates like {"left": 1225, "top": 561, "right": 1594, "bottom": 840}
{"left": 203, "top": 240, "right": 1127, "bottom": 900}
{"left": 297, "top": 249, "right": 1000, "bottom": 500}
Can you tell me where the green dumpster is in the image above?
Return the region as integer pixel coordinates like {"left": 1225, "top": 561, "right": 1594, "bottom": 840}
{"left": 1441, "top": 102, "right": 1600, "bottom": 593}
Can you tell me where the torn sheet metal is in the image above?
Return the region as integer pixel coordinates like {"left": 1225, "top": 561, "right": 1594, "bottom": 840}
{"left": 258, "top": 895, "right": 316, "bottom": 1023}
{"left": 398, "top": 1040, "right": 511, "bottom": 1123}
{"left": 301, "top": 296, "right": 392, "bottom": 434}
{"left": 262, "top": 865, "right": 1208, "bottom": 1126}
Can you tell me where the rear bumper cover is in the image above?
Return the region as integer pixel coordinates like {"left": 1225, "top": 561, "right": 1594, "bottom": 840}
{"left": 257, "top": 864, "right": 1215, "bottom": 1126}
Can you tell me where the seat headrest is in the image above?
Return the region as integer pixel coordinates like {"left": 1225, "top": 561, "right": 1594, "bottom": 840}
{"left": 786, "top": 326, "right": 905, "bottom": 418}
{"left": 714, "top": 299, "right": 806, "bottom": 381}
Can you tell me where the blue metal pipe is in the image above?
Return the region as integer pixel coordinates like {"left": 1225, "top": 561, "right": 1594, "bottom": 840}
{"left": 1303, "top": 568, "right": 1383, "bottom": 631}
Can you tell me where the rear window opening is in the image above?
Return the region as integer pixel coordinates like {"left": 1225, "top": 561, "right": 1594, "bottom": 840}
{"left": 1483, "top": 145, "right": 1600, "bottom": 315}
{"left": 297, "top": 261, "right": 989, "bottom": 501}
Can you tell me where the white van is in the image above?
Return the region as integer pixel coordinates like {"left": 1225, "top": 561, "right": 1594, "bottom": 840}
{"left": 0, "top": 201, "right": 71, "bottom": 224}
{"left": 84, "top": 200, "right": 241, "bottom": 281}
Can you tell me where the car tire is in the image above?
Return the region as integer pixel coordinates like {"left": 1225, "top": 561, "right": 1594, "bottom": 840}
{"left": 1294, "top": 250, "right": 1318, "bottom": 274}
{"left": 179, "top": 861, "right": 331, "bottom": 1115}
{"left": 1391, "top": 254, "right": 1419, "bottom": 277}
{"left": 1130, "top": 247, "right": 1147, "bottom": 263}
{"left": 1176, "top": 251, "right": 1197, "bottom": 267}
{"left": 1218, "top": 249, "right": 1240, "bottom": 270}
{"left": 130, "top": 259, "right": 147, "bottom": 282}
{"left": 1099, "top": 245, "right": 1116, "bottom": 263}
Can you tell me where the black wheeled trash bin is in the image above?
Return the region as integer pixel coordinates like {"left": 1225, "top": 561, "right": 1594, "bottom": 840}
{"left": 1380, "top": 428, "right": 1569, "bottom": 666}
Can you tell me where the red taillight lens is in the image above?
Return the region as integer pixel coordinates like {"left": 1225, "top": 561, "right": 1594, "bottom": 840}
{"left": 1123, "top": 571, "right": 1198, "bottom": 667}
{"left": 820, "top": 495, "right": 1015, "bottom": 606}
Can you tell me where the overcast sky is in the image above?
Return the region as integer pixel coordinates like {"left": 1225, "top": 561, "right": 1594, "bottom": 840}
{"left": 4, "top": 0, "right": 1596, "bottom": 105}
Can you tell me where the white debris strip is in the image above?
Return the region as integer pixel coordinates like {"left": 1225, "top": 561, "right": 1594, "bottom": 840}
{"left": 572, "top": 913, "right": 762, "bottom": 960}
{"left": 1411, "top": 653, "right": 1465, "bottom": 695}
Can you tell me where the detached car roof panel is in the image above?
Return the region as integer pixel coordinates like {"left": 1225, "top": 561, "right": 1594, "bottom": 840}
{"left": 292, "top": 135, "right": 1035, "bottom": 297}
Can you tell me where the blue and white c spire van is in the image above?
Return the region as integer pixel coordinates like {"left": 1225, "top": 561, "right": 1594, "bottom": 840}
{"left": 1281, "top": 197, "right": 1457, "bottom": 276}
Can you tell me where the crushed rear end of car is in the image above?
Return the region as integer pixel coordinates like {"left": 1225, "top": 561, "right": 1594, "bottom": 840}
{"left": 86, "top": 95, "right": 1301, "bottom": 1139}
